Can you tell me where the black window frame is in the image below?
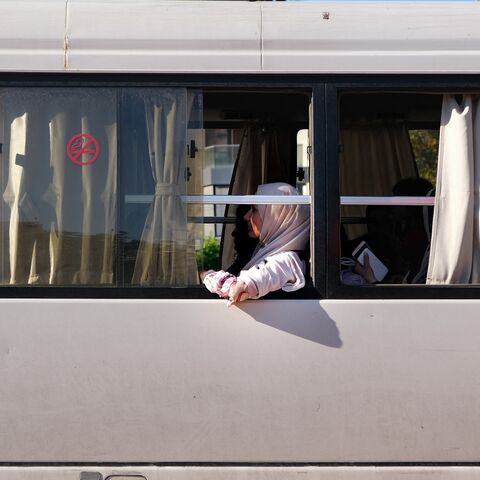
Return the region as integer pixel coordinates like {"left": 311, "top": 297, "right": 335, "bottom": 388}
{"left": 0, "top": 73, "right": 324, "bottom": 299}
{"left": 326, "top": 74, "right": 480, "bottom": 299}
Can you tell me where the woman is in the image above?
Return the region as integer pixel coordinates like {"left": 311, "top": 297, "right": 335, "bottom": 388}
{"left": 203, "top": 182, "right": 310, "bottom": 305}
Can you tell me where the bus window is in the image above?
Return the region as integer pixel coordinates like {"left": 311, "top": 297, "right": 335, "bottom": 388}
{"left": 0, "top": 87, "right": 312, "bottom": 293}
{"left": 338, "top": 93, "right": 442, "bottom": 286}
{"left": 200, "top": 91, "right": 311, "bottom": 285}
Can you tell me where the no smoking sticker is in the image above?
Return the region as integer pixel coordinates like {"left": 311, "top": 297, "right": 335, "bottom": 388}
{"left": 67, "top": 133, "right": 100, "bottom": 166}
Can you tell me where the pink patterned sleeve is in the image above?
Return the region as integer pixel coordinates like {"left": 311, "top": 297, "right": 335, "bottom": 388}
{"left": 203, "top": 270, "right": 238, "bottom": 298}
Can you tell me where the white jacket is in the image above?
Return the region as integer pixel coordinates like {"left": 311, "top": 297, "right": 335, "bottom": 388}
{"left": 238, "top": 251, "right": 306, "bottom": 299}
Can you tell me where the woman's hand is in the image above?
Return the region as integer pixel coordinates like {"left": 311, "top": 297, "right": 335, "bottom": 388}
{"left": 227, "top": 279, "right": 250, "bottom": 306}
{"left": 354, "top": 253, "right": 378, "bottom": 284}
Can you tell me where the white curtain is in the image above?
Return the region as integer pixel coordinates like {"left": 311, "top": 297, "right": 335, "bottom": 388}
{"left": 2, "top": 88, "right": 117, "bottom": 285}
{"left": 132, "top": 89, "right": 198, "bottom": 286}
{"left": 427, "top": 95, "right": 480, "bottom": 284}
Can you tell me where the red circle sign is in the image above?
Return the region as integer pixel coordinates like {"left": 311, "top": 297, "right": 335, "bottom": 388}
{"left": 67, "top": 133, "right": 100, "bottom": 166}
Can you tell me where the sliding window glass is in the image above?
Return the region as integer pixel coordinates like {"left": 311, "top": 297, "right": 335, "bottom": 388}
{"left": 0, "top": 87, "right": 203, "bottom": 287}
{"left": 119, "top": 88, "right": 202, "bottom": 287}
{"left": 0, "top": 88, "right": 117, "bottom": 285}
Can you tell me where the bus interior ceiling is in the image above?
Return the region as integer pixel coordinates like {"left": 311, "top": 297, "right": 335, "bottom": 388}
{"left": 340, "top": 92, "right": 442, "bottom": 129}
{"left": 203, "top": 91, "right": 310, "bottom": 128}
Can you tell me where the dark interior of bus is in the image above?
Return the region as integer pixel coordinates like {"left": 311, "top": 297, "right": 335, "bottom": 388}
{"left": 339, "top": 93, "right": 442, "bottom": 285}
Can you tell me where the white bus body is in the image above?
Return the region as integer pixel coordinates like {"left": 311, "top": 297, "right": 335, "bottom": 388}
{"left": 1, "top": 2, "right": 480, "bottom": 479}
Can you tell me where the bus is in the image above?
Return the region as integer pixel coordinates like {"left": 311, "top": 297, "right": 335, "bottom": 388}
{"left": 1, "top": 1, "right": 480, "bottom": 479}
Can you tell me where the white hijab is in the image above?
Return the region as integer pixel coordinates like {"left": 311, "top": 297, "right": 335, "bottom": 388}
{"left": 244, "top": 183, "right": 310, "bottom": 270}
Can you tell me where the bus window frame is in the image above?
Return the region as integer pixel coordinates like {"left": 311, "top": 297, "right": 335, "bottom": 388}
{"left": 326, "top": 77, "right": 480, "bottom": 299}
{"left": 0, "top": 74, "right": 324, "bottom": 299}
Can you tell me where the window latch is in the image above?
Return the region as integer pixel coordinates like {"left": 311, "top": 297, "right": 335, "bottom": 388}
{"left": 184, "top": 167, "right": 192, "bottom": 182}
{"left": 296, "top": 167, "right": 305, "bottom": 181}
{"left": 187, "top": 139, "right": 198, "bottom": 159}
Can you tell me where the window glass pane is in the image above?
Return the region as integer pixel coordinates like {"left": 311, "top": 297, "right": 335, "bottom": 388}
{"left": 0, "top": 88, "right": 117, "bottom": 285}
{"left": 120, "top": 88, "right": 201, "bottom": 287}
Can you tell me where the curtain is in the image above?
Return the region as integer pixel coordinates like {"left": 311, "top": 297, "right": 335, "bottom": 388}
{"left": 427, "top": 95, "right": 480, "bottom": 284}
{"left": 2, "top": 88, "right": 117, "bottom": 285}
{"left": 340, "top": 123, "right": 418, "bottom": 239}
{"left": 132, "top": 89, "right": 198, "bottom": 286}
{"left": 0, "top": 101, "right": 7, "bottom": 283}
{"left": 220, "top": 125, "right": 293, "bottom": 270}
{"left": 47, "top": 91, "right": 117, "bottom": 284}
{"left": 2, "top": 97, "right": 52, "bottom": 284}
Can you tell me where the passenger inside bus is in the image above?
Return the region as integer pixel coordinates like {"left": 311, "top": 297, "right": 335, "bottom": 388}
{"left": 224, "top": 204, "right": 259, "bottom": 277}
{"left": 339, "top": 93, "right": 444, "bottom": 286}
{"left": 342, "top": 177, "right": 434, "bottom": 285}
{"left": 202, "top": 182, "right": 310, "bottom": 305}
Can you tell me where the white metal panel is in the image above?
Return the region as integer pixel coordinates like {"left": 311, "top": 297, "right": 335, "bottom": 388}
{"left": 1, "top": 466, "right": 480, "bottom": 480}
{"left": 66, "top": 0, "right": 261, "bottom": 72}
{"left": 1, "top": 299, "right": 480, "bottom": 462}
{"left": 262, "top": 2, "right": 480, "bottom": 73}
{"left": 0, "top": 0, "right": 66, "bottom": 71}
{"left": 2, "top": 1, "right": 480, "bottom": 74}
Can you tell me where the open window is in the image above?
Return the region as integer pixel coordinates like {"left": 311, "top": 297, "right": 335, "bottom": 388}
{"left": 337, "top": 91, "right": 480, "bottom": 291}
{"left": 199, "top": 91, "right": 311, "bottom": 278}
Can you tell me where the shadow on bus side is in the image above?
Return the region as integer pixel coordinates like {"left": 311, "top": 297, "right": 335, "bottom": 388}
{"left": 239, "top": 301, "right": 342, "bottom": 348}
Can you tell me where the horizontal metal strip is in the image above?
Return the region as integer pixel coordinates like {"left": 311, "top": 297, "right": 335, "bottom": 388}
{"left": 125, "top": 195, "right": 435, "bottom": 206}
{"left": 125, "top": 195, "right": 311, "bottom": 204}
{"left": 341, "top": 196, "right": 435, "bottom": 206}
{"left": 188, "top": 217, "right": 235, "bottom": 224}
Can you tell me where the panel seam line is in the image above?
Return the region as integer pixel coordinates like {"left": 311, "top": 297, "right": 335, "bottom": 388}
{"left": 64, "top": 0, "right": 70, "bottom": 70}
{"left": 260, "top": 3, "right": 264, "bottom": 71}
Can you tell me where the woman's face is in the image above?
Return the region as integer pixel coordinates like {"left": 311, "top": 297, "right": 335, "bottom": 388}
{"left": 244, "top": 205, "right": 263, "bottom": 239}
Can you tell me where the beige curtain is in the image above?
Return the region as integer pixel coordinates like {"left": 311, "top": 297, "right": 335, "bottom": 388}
{"left": 220, "top": 125, "right": 292, "bottom": 269}
{"left": 2, "top": 88, "right": 117, "bottom": 285}
{"left": 48, "top": 91, "right": 117, "bottom": 284}
{"left": 340, "top": 123, "right": 418, "bottom": 239}
{"left": 132, "top": 89, "right": 198, "bottom": 286}
{"left": 3, "top": 97, "right": 52, "bottom": 284}
{"left": 0, "top": 100, "right": 8, "bottom": 283}
{"left": 427, "top": 95, "right": 480, "bottom": 284}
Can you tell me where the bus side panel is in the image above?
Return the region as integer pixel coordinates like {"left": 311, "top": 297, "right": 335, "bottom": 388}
{"left": 0, "top": 299, "right": 478, "bottom": 462}
{"left": 1, "top": 466, "right": 480, "bottom": 480}
{"left": 67, "top": 1, "right": 261, "bottom": 72}
{"left": 0, "top": 0, "right": 65, "bottom": 71}
{"left": 264, "top": 3, "right": 480, "bottom": 73}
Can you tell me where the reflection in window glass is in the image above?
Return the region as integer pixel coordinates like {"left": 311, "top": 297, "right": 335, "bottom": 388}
{"left": 0, "top": 88, "right": 117, "bottom": 285}
{"left": 0, "top": 87, "right": 203, "bottom": 288}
